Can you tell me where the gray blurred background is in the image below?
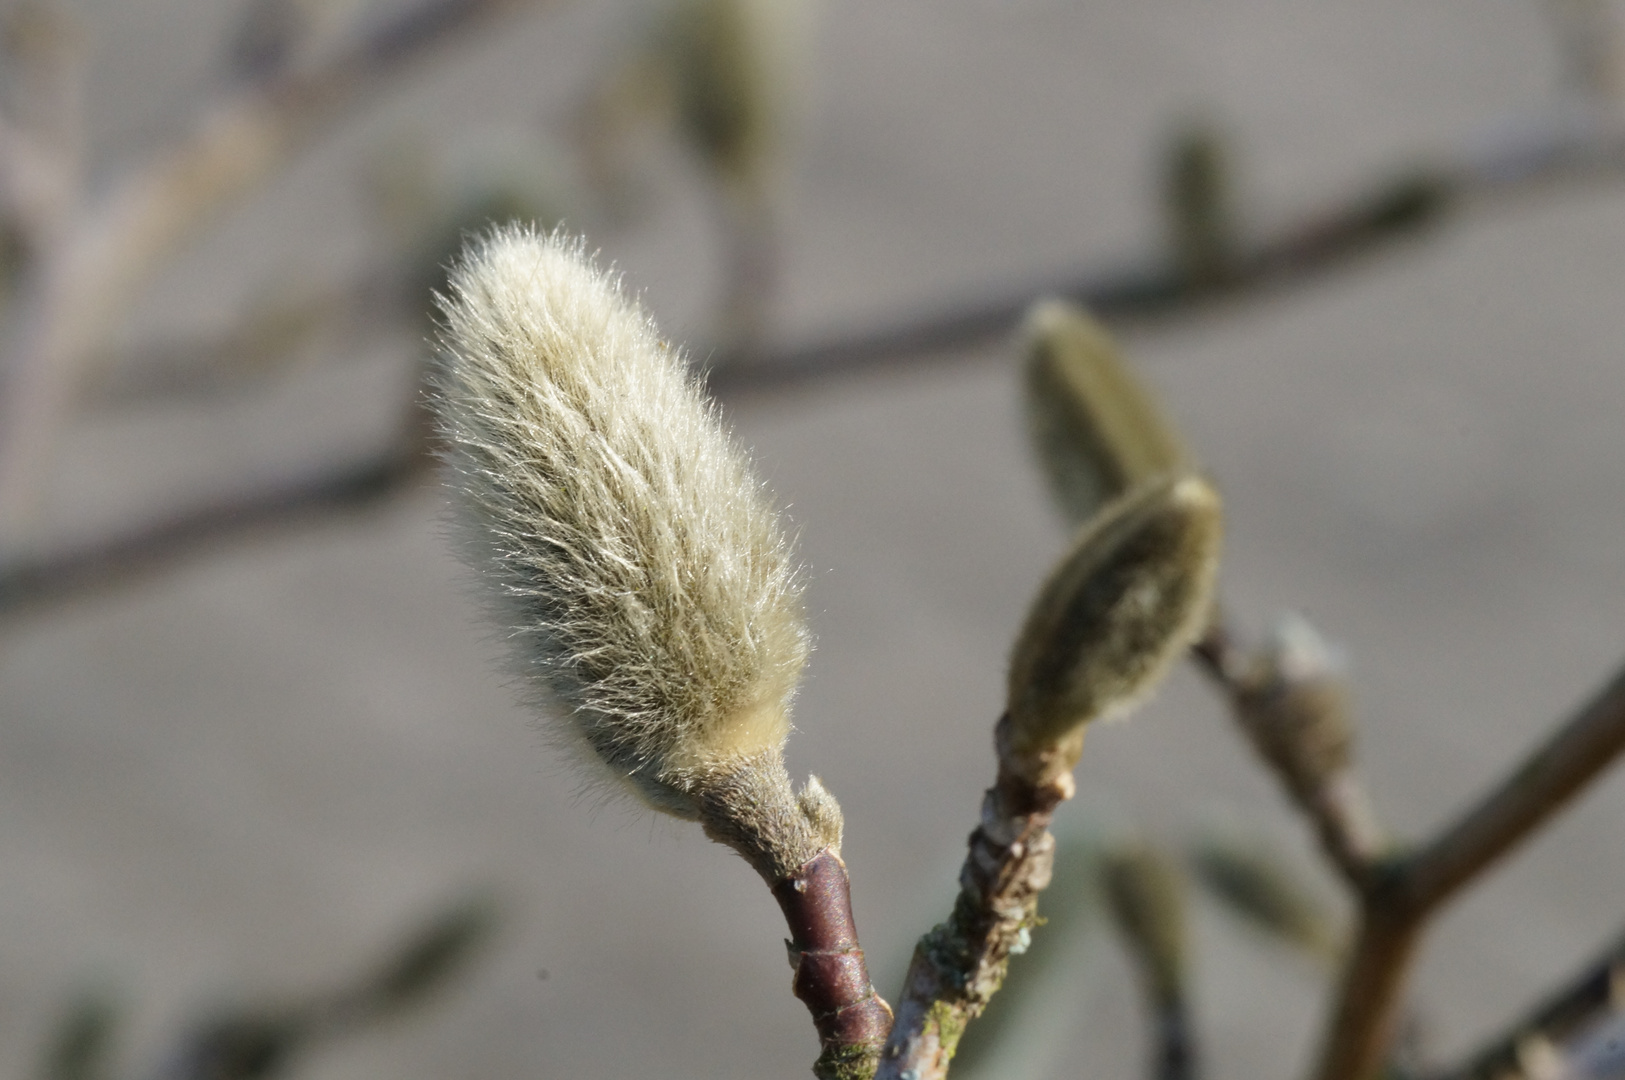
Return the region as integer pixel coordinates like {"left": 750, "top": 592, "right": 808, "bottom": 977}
{"left": 2, "top": 1, "right": 1624, "bottom": 1077}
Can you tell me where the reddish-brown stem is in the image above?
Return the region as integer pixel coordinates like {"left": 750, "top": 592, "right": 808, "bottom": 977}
{"left": 772, "top": 849, "right": 893, "bottom": 1080}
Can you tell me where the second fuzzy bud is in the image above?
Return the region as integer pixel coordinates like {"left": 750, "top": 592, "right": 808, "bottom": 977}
{"left": 1006, "top": 474, "right": 1222, "bottom": 782}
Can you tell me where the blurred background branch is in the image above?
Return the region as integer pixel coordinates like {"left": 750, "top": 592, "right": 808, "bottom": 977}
{"left": 1432, "top": 922, "right": 1625, "bottom": 1080}
{"left": 34, "top": 894, "right": 495, "bottom": 1080}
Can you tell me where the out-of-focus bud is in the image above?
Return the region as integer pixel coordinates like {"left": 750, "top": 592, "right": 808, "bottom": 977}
{"left": 39, "top": 987, "right": 119, "bottom": 1080}
{"left": 1005, "top": 474, "right": 1221, "bottom": 782}
{"left": 1101, "top": 840, "right": 1188, "bottom": 1008}
{"left": 1188, "top": 831, "right": 1342, "bottom": 962}
{"left": 1162, "top": 119, "right": 1236, "bottom": 286}
{"left": 1233, "top": 614, "right": 1353, "bottom": 804}
{"left": 663, "top": 0, "right": 805, "bottom": 193}
{"left": 1022, "top": 300, "right": 1189, "bottom": 525}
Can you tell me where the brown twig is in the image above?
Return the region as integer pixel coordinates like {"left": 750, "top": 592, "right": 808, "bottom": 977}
{"left": 1309, "top": 657, "right": 1625, "bottom": 1080}
{"left": 1431, "top": 923, "right": 1625, "bottom": 1080}
{"left": 875, "top": 714, "right": 1072, "bottom": 1080}
{"left": 1191, "top": 617, "right": 1386, "bottom": 886}
{"left": 772, "top": 849, "right": 894, "bottom": 1080}
{"left": 1399, "top": 661, "right": 1625, "bottom": 916}
{"left": 1313, "top": 886, "right": 1426, "bottom": 1080}
{"left": 1196, "top": 615, "right": 1625, "bottom": 1080}
{"left": 707, "top": 170, "right": 1455, "bottom": 393}
{"left": 1152, "top": 1001, "right": 1199, "bottom": 1080}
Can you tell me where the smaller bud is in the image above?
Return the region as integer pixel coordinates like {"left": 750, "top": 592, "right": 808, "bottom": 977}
{"left": 39, "top": 986, "right": 118, "bottom": 1080}
{"left": 1006, "top": 474, "right": 1222, "bottom": 781}
{"left": 1101, "top": 841, "right": 1188, "bottom": 1008}
{"left": 1022, "top": 300, "right": 1188, "bottom": 525}
{"left": 1188, "top": 832, "right": 1341, "bottom": 962}
{"left": 1234, "top": 614, "right": 1353, "bottom": 804}
{"left": 796, "top": 774, "right": 845, "bottom": 854}
{"left": 1162, "top": 119, "right": 1236, "bottom": 286}
{"left": 663, "top": 0, "right": 803, "bottom": 193}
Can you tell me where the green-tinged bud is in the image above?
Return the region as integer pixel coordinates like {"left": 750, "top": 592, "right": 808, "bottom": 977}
{"left": 39, "top": 988, "right": 118, "bottom": 1080}
{"left": 1163, "top": 119, "right": 1236, "bottom": 286}
{"left": 430, "top": 225, "right": 837, "bottom": 880}
{"left": 1188, "top": 833, "right": 1342, "bottom": 962}
{"left": 1022, "top": 300, "right": 1189, "bottom": 525}
{"left": 1235, "top": 614, "right": 1353, "bottom": 802}
{"left": 663, "top": 0, "right": 802, "bottom": 192}
{"left": 1101, "top": 841, "right": 1188, "bottom": 1007}
{"left": 1006, "top": 475, "right": 1222, "bottom": 778}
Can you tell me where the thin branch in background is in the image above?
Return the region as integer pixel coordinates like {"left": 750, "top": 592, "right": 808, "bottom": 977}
{"left": 142, "top": 893, "right": 498, "bottom": 1080}
{"left": 708, "top": 170, "right": 1449, "bottom": 392}
{"left": 1310, "top": 656, "right": 1625, "bottom": 1080}
{"left": 1433, "top": 923, "right": 1625, "bottom": 1080}
{"left": 0, "top": 1, "right": 85, "bottom": 254}
{"left": 0, "top": 405, "right": 433, "bottom": 616}
{"left": 0, "top": 0, "right": 537, "bottom": 541}
{"left": 1, "top": 117, "right": 1618, "bottom": 619}
{"left": 1400, "top": 661, "right": 1625, "bottom": 917}
{"left": 1101, "top": 841, "right": 1198, "bottom": 1080}
{"left": 711, "top": 110, "right": 1625, "bottom": 393}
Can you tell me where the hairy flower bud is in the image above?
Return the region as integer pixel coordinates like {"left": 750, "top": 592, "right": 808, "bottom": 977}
{"left": 429, "top": 225, "right": 837, "bottom": 879}
{"left": 1006, "top": 474, "right": 1221, "bottom": 779}
{"left": 1022, "top": 299, "right": 1188, "bottom": 524}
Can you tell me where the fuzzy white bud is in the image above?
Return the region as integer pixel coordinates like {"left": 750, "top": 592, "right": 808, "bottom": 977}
{"left": 429, "top": 225, "right": 812, "bottom": 827}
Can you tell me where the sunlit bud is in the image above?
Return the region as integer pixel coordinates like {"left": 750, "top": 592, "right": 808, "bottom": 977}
{"left": 429, "top": 225, "right": 838, "bottom": 881}
{"left": 1022, "top": 300, "right": 1188, "bottom": 525}
{"left": 1006, "top": 474, "right": 1222, "bottom": 780}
